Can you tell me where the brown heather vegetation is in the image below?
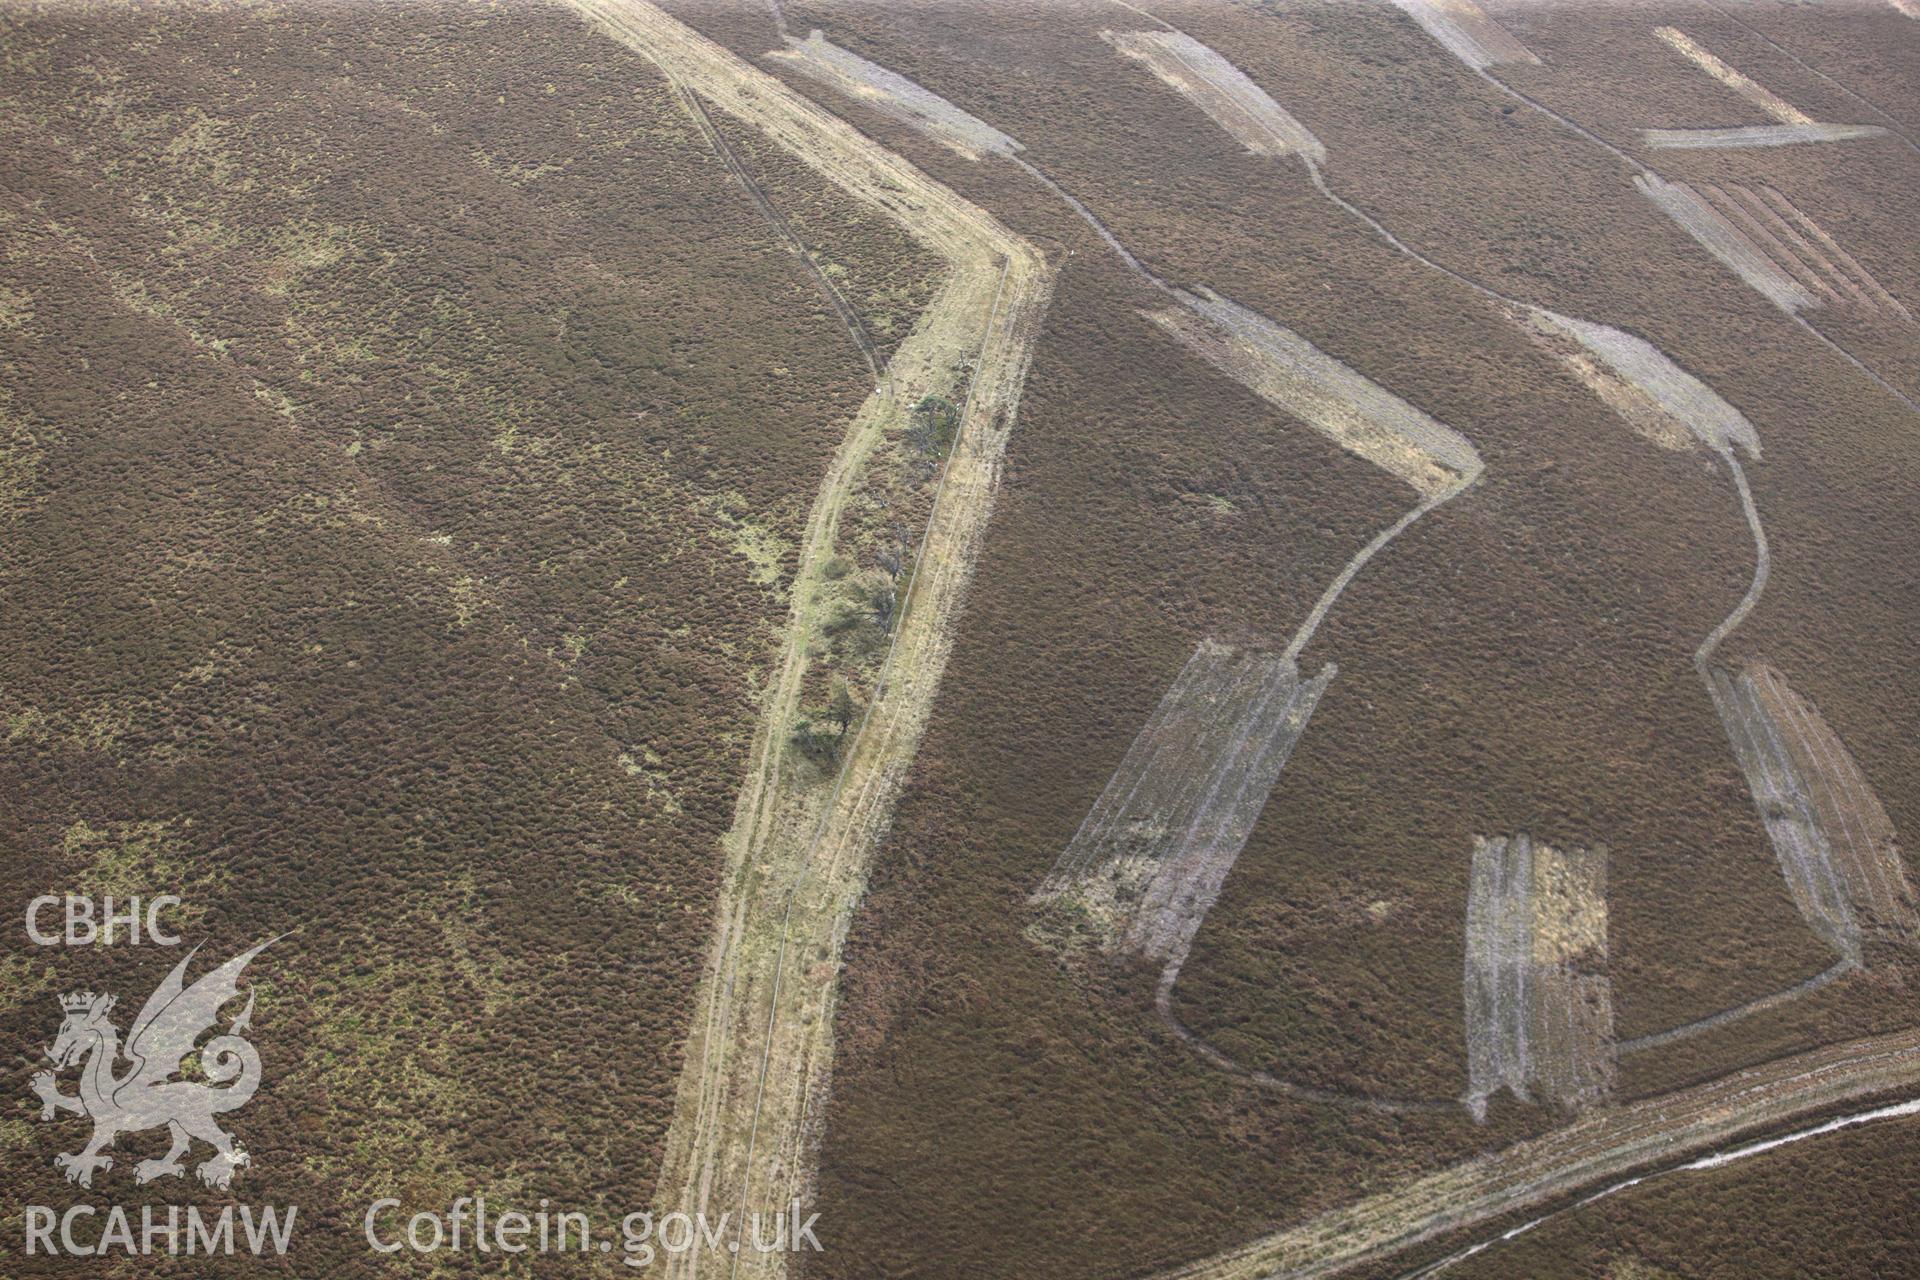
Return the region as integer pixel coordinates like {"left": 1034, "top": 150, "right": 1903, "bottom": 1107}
{"left": 1493, "top": 0, "right": 1920, "bottom": 392}
{"left": 1429, "top": 1113, "right": 1920, "bottom": 1280}
{"left": 0, "top": 1, "right": 938, "bottom": 1273}
{"left": 2, "top": 2, "right": 1913, "bottom": 1278}
{"left": 655, "top": 1, "right": 1919, "bottom": 1275}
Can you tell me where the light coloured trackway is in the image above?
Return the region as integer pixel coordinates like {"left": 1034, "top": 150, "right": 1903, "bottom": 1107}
{"left": 1152, "top": 1028, "right": 1920, "bottom": 1280}
{"left": 563, "top": 4, "right": 1053, "bottom": 1277}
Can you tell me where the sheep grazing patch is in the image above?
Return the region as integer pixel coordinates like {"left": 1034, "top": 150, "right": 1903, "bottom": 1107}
{"left": 1032, "top": 639, "right": 1332, "bottom": 964}
{"left": 1389, "top": 0, "right": 1540, "bottom": 71}
{"left": 1148, "top": 289, "right": 1481, "bottom": 497}
{"left": 1516, "top": 307, "right": 1760, "bottom": 457}
{"left": 1464, "top": 835, "right": 1614, "bottom": 1120}
{"left": 1709, "top": 661, "right": 1918, "bottom": 961}
{"left": 1103, "top": 30, "right": 1326, "bottom": 163}
{"left": 767, "top": 29, "right": 1024, "bottom": 161}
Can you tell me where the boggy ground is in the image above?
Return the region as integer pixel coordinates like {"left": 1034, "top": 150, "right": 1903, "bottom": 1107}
{"left": 0, "top": 1, "right": 938, "bottom": 1272}
{"left": 662, "top": 2, "right": 1920, "bottom": 1275}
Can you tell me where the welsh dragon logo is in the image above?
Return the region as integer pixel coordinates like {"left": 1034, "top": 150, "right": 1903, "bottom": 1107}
{"left": 31, "top": 940, "right": 271, "bottom": 1189}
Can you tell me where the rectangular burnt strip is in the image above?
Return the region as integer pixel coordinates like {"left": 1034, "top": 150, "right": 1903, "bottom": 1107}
{"left": 1464, "top": 835, "right": 1613, "bottom": 1119}
{"left": 1389, "top": 0, "right": 1540, "bottom": 71}
{"left": 1711, "top": 662, "right": 1918, "bottom": 958}
{"left": 1654, "top": 27, "right": 1812, "bottom": 125}
{"left": 1638, "top": 174, "right": 1817, "bottom": 316}
{"left": 1034, "top": 639, "right": 1331, "bottom": 963}
{"left": 1640, "top": 178, "right": 1910, "bottom": 326}
{"left": 1517, "top": 307, "right": 1763, "bottom": 457}
{"left": 767, "top": 29, "right": 1024, "bottom": 161}
{"left": 1642, "top": 123, "right": 1886, "bottom": 149}
{"left": 1103, "top": 30, "right": 1326, "bottom": 163}
{"left": 1149, "top": 289, "right": 1482, "bottom": 497}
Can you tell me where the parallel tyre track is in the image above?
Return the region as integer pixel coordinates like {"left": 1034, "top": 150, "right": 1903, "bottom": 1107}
{"left": 671, "top": 80, "right": 884, "bottom": 385}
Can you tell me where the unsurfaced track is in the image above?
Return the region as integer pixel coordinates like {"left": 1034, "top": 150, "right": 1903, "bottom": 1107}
{"left": 564, "top": 4, "right": 1053, "bottom": 1277}
{"left": 1154, "top": 1028, "right": 1920, "bottom": 1280}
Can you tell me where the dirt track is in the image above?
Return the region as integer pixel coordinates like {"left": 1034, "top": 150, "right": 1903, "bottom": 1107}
{"left": 562, "top": 10, "right": 1913, "bottom": 1279}
{"left": 1152, "top": 1028, "right": 1920, "bottom": 1280}
{"left": 563, "top": 3, "right": 1052, "bottom": 1276}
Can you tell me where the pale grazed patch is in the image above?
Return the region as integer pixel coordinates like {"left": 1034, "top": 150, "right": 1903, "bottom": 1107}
{"left": 159, "top": 109, "right": 246, "bottom": 190}
{"left": 1103, "top": 30, "right": 1325, "bottom": 164}
{"left": 1643, "top": 122, "right": 1886, "bottom": 149}
{"left": 766, "top": 30, "right": 1023, "bottom": 162}
{"left": 618, "top": 746, "right": 685, "bottom": 816}
{"left": 444, "top": 575, "right": 484, "bottom": 629}
{"left": 699, "top": 490, "right": 793, "bottom": 590}
{"left": 0, "top": 388, "right": 50, "bottom": 524}
{"left": 1148, "top": 289, "right": 1481, "bottom": 497}
{"left": 1033, "top": 639, "right": 1332, "bottom": 966}
{"left": 59, "top": 818, "right": 227, "bottom": 934}
{"left": 1637, "top": 173, "right": 1816, "bottom": 316}
{"left": 260, "top": 220, "right": 353, "bottom": 297}
{"left": 1465, "top": 835, "right": 1613, "bottom": 1119}
{"left": 1517, "top": 307, "right": 1759, "bottom": 457}
{"left": 0, "top": 282, "right": 32, "bottom": 328}
{"left": 1390, "top": 0, "right": 1539, "bottom": 70}
{"left": 252, "top": 383, "right": 297, "bottom": 419}
{"left": 1654, "top": 27, "right": 1812, "bottom": 125}
{"left": 1894, "top": 0, "right": 1920, "bottom": 18}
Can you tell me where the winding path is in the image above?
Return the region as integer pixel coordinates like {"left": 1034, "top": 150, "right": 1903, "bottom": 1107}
{"left": 1092, "top": 0, "right": 1907, "bottom": 1099}
{"left": 1693, "top": 451, "right": 1770, "bottom": 675}
{"left": 1155, "top": 962, "right": 1461, "bottom": 1114}
{"left": 1391, "top": 1094, "right": 1920, "bottom": 1279}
